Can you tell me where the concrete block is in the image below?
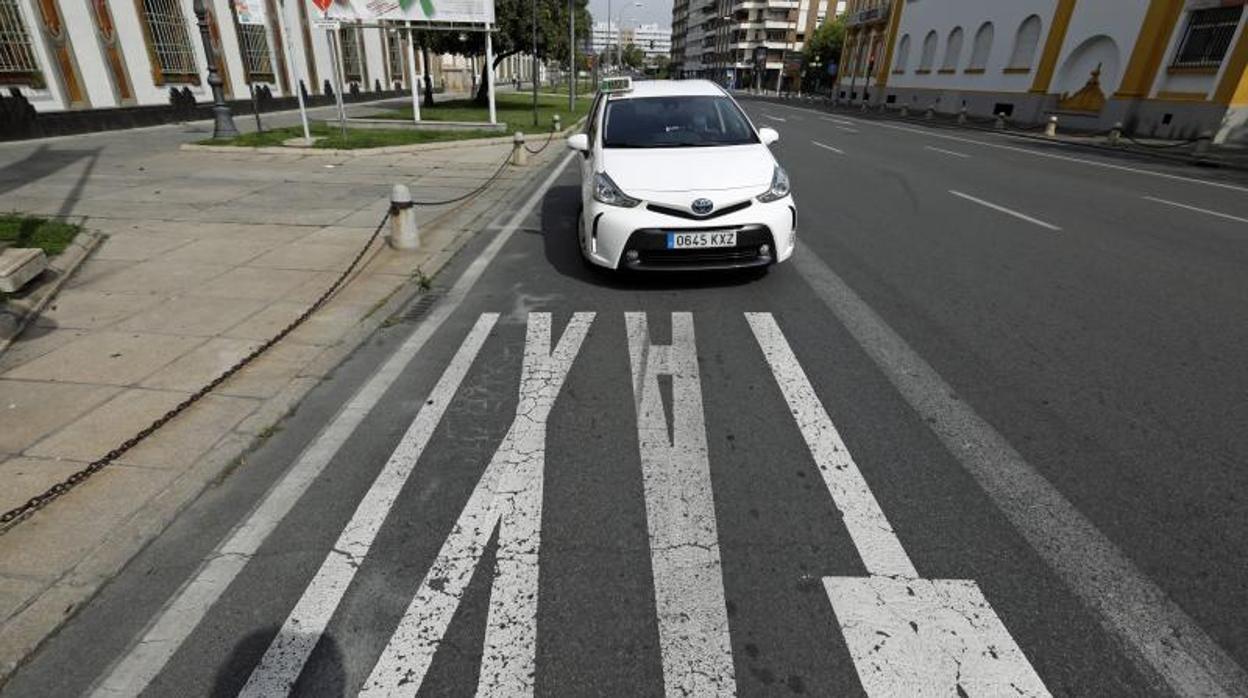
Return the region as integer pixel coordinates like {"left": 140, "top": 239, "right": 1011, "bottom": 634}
{"left": 0, "top": 248, "right": 48, "bottom": 293}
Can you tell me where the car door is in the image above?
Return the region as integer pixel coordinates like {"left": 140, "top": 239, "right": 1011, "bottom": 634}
{"left": 579, "top": 93, "right": 604, "bottom": 248}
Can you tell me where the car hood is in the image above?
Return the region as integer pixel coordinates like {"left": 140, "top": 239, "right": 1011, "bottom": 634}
{"left": 602, "top": 144, "right": 775, "bottom": 194}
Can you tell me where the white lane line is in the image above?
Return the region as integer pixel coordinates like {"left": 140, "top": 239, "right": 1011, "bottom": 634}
{"left": 762, "top": 114, "right": 787, "bottom": 122}
{"left": 791, "top": 246, "right": 1248, "bottom": 697}
{"left": 812, "top": 140, "right": 845, "bottom": 154}
{"left": 745, "top": 313, "right": 916, "bottom": 578}
{"left": 88, "top": 152, "right": 578, "bottom": 698}
{"left": 765, "top": 101, "right": 1248, "bottom": 194}
{"left": 819, "top": 115, "right": 856, "bottom": 126}
{"left": 361, "top": 313, "right": 594, "bottom": 697}
{"left": 925, "top": 145, "right": 969, "bottom": 158}
{"left": 627, "top": 313, "right": 737, "bottom": 696}
{"left": 835, "top": 125, "right": 860, "bottom": 134}
{"left": 1142, "top": 195, "right": 1248, "bottom": 224}
{"left": 237, "top": 314, "right": 499, "bottom": 697}
{"left": 949, "top": 190, "right": 1062, "bottom": 231}
{"left": 747, "top": 312, "right": 1048, "bottom": 697}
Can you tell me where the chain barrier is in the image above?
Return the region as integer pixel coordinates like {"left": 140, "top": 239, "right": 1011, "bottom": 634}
{"left": 523, "top": 128, "right": 558, "bottom": 155}
{"left": 0, "top": 141, "right": 526, "bottom": 535}
{"left": 1124, "top": 134, "right": 1200, "bottom": 149}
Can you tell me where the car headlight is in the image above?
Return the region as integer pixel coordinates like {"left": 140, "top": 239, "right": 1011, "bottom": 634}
{"left": 756, "top": 165, "right": 791, "bottom": 203}
{"left": 593, "top": 172, "right": 641, "bottom": 208}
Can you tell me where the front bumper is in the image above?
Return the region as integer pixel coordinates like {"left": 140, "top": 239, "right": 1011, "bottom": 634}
{"left": 583, "top": 196, "right": 797, "bottom": 270}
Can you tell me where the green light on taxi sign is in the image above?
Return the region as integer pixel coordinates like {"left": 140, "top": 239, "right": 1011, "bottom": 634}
{"left": 600, "top": 77, "right": 633, "bottom": 94}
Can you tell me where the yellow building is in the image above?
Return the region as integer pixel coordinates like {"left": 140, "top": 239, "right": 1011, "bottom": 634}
{"left": 836, "top": 0, "right": 1248, "bottom": 144}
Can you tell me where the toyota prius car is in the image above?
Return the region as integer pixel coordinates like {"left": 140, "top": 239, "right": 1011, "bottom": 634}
{"left": 567, "top": 78, "right": 796, "bottom": 271}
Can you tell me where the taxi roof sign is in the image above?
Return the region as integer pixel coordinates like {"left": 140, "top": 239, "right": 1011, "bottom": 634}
{"left": 600, "top": 77, "right": 633, "bottom": 94}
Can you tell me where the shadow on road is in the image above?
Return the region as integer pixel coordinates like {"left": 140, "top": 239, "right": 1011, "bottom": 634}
{"left": 211, "top": 629, "right": 347, "bottom": 697}
{"left": 536, "top": 184, "right": 769, "bottom": 290}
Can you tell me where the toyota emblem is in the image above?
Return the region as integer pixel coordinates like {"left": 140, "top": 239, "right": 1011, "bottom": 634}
{"left": 691, "top": 198, "right": 714, "bottom": 215}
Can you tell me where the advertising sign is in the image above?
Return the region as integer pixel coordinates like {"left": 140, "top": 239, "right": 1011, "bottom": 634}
{"left": 233, "top": 0, "right": 266, "bottom": 24}
{"left": 323, "top": 0, "right": 495, "bottom": 24}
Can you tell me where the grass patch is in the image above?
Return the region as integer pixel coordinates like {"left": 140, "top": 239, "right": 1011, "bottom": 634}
{"left": 0, "top": 214, "right": 81, "bottom": 256}
{"left": 369, "top": 92, "right": 590, "bottom": 131}
{"left": 198, "top": 123, "right": 503, "bottom": 149}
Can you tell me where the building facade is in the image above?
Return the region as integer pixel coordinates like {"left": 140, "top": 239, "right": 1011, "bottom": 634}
{"left": 836, "top": 0, "right": 1248, "bottom": 144}
{"left": 671, "top": 0, "right": 844, "bottom": 87}
{"left": 591, "top": 21, "right": 672, "bottom": 58}
{"left": 0, "top": 0, "right": 541, "bottom": 135}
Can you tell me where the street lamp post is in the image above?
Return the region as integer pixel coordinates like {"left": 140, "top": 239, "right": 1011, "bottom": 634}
{"left": 193, "top": 0, "right": 238, "bottom": 139}
{"left": 568, "top": 0, "right": 575, "bottom": 111}
{"left": 532, "top": 0, "right": 538, "bottom": 126}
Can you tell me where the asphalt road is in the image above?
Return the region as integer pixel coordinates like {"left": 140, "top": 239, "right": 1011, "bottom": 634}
{"left": 5, "top": 98, "right": 1248, "bottom": 697}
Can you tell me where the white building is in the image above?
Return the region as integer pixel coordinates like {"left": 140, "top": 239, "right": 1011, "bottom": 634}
{"left": 838, "top": 0, "right": 1248, "bottom": 143}
{"left": 592, "top": 21, "right": 672, "bottom": 59}
{"left": 0, "top": 0, "right": 541, "bottom": 133}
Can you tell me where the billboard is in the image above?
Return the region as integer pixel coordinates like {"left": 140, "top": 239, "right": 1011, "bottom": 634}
{"left": 322, "top": 0, "right": 495, "bottom": 24}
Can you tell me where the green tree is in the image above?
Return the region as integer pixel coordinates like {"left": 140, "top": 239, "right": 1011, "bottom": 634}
{"left": 412, "top": 0, "right": 593, "bottom": 105}
{"left": 803, "top": 16, "right": 845, "bottom": 87}
{"left": 621, "top": 43, "right": 646, "bottom": 70}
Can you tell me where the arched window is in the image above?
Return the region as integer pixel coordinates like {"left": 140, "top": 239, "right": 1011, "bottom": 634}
{"left": 942, "top": 26, "right": 964, "bottom": 71}
{"left": 919, "top": 30, "right": 937, "bottom": 71}
{"left": 894, "top": 33, "right": 911, "bottom": 72}
{"left": 1008, "top": 15, "right": 1043, "bottom": 70}
{"left": 968, "top": 22, "right": 993, "bottom": 70}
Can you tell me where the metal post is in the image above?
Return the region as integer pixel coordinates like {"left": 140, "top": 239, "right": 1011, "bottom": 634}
{"left": 606, "top": 0, "right": 612, "bottom": 70}
{"left": 407, "top": 27, "right": 421, "bottom": 122}
{"left": 532, "top": 0, "right": 538, "bottom": 126}
{"left": 276, "top": 0, "right": 310, "bottom": 141}
{"left": 1108, "top": 121, "right": 1123, "bottom": 146}
{"left": 192, "top": 0, "right": 239, "bottom": 139}
{"left": 388, "top": 184, "right": 419, "bottom": 250}
{"left": 326, "top": 25, "right": 348, "bottom": 139}
{"left": 486, "top": 23, "right": 497, "bottom": 124}
{"left": 1045, "top": 115, "right": 1058, "bottom": 137}
{"left": 568, "top": 0, "right": 575, "bottom": 111}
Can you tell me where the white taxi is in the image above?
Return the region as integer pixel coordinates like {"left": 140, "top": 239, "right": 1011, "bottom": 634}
{"left": 566, "top": 78, "right": 795, "bottom": 271}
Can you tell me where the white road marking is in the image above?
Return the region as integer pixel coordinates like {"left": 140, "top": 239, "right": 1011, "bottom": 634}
{"left": 1142, "top": 195, "right": 1248, "bottom": 224}
{"left": 835, "top": 125, "right": 860, "bottom": 134}
{"left": 87, "top": 152, "right": 578, "bottom": 698}
{"left": 747, "top": 313, "right": 1049, "bottom": 697}
{"left": 626, "top": 313, "right": 736, "bottom": 697}
{"left": 812, "top": 141, "right": 845, "bottom": 154}
{"left": 819, "top": 116, "right": 857, "bottom": 126}
{"left": 762, "top": 114, "right": 787, "bottom": 122}
{"left": 949, "top": 190, "right": 1062, "bottom": 231}
{"left": 791, "top": 246, "right": 1248, "bottom": 697}
{"left": 361, "top": 312, "right": 594, "bottom": 697}
{"left": 236, "top": 314, "right": 499, "bottom": 697}
{"left": 924, "top": 145, "right": 969, "bottom": 158}
{"left": 766, "top": 100, "right": 1248, "bottom": 194}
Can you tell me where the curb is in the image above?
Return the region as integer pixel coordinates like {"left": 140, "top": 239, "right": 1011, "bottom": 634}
{"left": 0, "top": 147, "right": 569, "bottom": 686}
{"left": 0, "top": 230, "right": 104, "bottom": 356}
{"left": 180, "top": 118, "right": 587, "bottom": 157}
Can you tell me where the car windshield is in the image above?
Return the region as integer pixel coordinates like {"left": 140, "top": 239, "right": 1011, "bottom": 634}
{"left": 603, "top": 96, "right": 759, "bottom": 148}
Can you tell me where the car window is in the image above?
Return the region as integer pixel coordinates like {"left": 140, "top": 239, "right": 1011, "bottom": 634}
{"left": 602, "top": 96, "right": 759, "bottom": 148}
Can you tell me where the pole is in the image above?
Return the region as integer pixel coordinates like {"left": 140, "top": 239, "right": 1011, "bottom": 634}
{"left": 531, "top": 0, "right": 538, "bottom": 126}
{"left": 406, "top": 26, "right": 421, "bottom": 122}
{"left": 568, "top": 0, "right": 574, "bottom": 111}
{"left": 485, "top": 23, "right": 497, "bottom": 124}
{"left": 606, "top": 0, "right": 611, "bottom": 70}
{"left": 326, "top": 24, "right": 348, "bottom": 139}
{"left": 276, "top": 0, "right": 309, "bottom": 141}
{"left": 192, "top": 0, "right": 238, "bottom": 139}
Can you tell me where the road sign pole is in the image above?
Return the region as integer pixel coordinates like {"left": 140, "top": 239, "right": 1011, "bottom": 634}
{"left": 407, "top": 26, "right": 421, "bottom": 122}
{"left": 277, "top": 0, "right": 311, "bottom": 141}
{"left": 325, "top": 22, "right": 348, "bottom": 139}
{"left": 485, "top": 23, "right": 497, "bottom": 125}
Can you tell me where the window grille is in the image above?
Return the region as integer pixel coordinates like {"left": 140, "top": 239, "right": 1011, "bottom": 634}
{"left": 238, "top": 24, "right": 274, "bottom": 81}
{"left": 387, "top": 29, "right": 404, "bottom": 82}
{"left": 1172, "top": 6, "right": 1243, "bottom": 69}
{"left": 140, "top": 0, "right": 198, "bottom": 82}
{"left": 0, "top": 0, "right": 41, "bottom": 84}
{"left": 339, "top": 27, "right": 363, "bottom": 82}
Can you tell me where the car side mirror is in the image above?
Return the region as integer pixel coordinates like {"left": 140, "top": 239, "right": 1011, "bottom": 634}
{"left": 758, "top": 127, "right": 780, "bottom": 146}
{"left": 566, "top": 134, "right": 589, "bottom": 152}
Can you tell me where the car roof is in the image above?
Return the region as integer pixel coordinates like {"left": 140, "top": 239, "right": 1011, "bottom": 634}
{"left": 606, "top": 79, "right": 727, "bottom": 100}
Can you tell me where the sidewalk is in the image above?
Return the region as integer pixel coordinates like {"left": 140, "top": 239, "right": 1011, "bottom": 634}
{"left": 0, "top": 100, "right": 567, "bottom": 681}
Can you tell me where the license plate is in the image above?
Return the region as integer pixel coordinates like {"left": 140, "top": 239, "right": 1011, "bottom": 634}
{"left": 666, "top": 231, "right": 737, "bottom": 249}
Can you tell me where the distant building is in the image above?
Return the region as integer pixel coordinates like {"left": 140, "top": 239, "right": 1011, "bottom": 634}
{"left": 592, "top": 21, "right": 672, "bottom": 59}
{"left": 0, "top": 0, "right": 540, "bottom": 136}
{"left": 837, "top": 0, "right": 1248, "bottom": 144}
{"left": 670, "top": 0, "right": 846, "bottom": 87}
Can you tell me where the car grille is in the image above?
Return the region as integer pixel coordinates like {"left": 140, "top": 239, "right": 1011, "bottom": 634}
{"left": 646, "top": 199, "right": 752, "bottom": 221}
{"left": 637, "top": 248, "right": 764, "bottom": 267}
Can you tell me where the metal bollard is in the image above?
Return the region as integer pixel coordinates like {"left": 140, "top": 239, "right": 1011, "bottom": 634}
{"left": 388, "top": 184, "right": 419, "bottom": 250}
{"left": 899, "top": 104, "right": 909, "bottom": 118}
{"left": 1108, "top": 122, "right": 1123, "bottom": 146}
{"left": 552, "top": 114, "right": 561, "bottom": 133}
{"left": 1045, "top": 115, "right": 1058, "bottom": 137}
{"left": 511, "top": 132, "right": 527, "bottom": 166}
{"left": 860, "top": 101, "right": 868, "bottom": 113}
{"left": 1194, "top": 130, "right": 1213, "bottom": 157}
{"left": 995, "top": 113, "right": 1006, "bottom": 129}
{"left": 924, "top": 106, "right": 934, "bottom": 120}
{"left": 957, "top": 107, "right": 967, "bottom": 125}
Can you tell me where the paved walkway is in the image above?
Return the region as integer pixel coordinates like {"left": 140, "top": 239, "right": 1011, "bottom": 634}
{"left": 0, "top": 98, "right": 566, "bottom": 679}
